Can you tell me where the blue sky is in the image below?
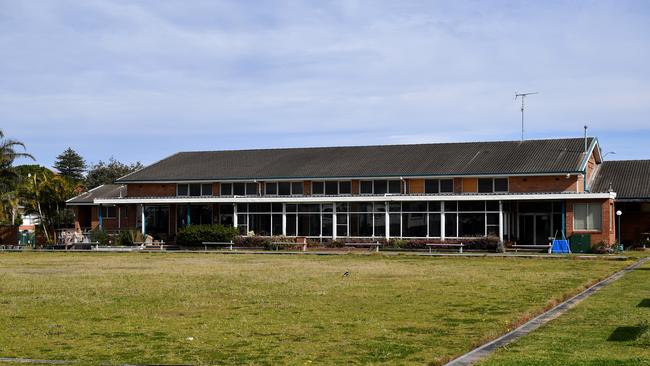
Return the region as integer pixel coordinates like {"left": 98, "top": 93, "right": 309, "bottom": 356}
{"left": 2, "top": 0, "right": 649, "bottom": 169}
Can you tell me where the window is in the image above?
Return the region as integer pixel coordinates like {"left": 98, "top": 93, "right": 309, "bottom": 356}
{"left": 360, "top": 181, "right": 373, "bottom": 194}
{"left": 440, "top": 179, "right": 454, "bottom": 193}
{"left": 178, "top": 183, "right": 212, "bottom": 196}
{"left": 389, "top": 180, "right": 401, "bottom": 193}
{"left": 202, "top": 184, "right": 212, "bottom": 196}
{"left": 426, "top": 179, "right": 454, "bottom": 193}
{"left": 325, "top": 181, "right": 338, "bottom": 195}
{"left": 233, "top": 183, "right": 245, "bottom": 195}
{"left": 278, "top": 182, "right": 291, "bottom": 195}
{"left": 265, "top": 182, "right": 277, "bottom": 195}
{"left": 246, "top": 183, "right": 258, "bottom": 196}
{"left": 374, "top": 180, "right": 388, "bottom": 194}
{"left": 574, "top": 203, "right": 602, "bottom": 231}
{"left": 99, "top": 206, "right": 116, "bottom": 218}
{"left": 339, "top": 181, "right": 351, "bottom": 194}
{"left": 425, "top": 179, "right": 439, "bottom": 193}
{"left": 291, "top": 182, "right": 303, "bottom": 195}
{"left": 312, "top": 181, "right": 325, "bottom": 195}
{"left": 177, "top": 184, "right": 188, "bottom": 196}
{"left": 220, "top": 183, "right": 233, "bottom": 196}
{"left": 478, "top": 178, "right": 509, "bottom": 193}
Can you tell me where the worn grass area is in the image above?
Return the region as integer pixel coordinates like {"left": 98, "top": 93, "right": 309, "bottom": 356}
{"left": 0, "top": 253, "right": 629, "bottom": 365}
{"left": 481, "top": 260, "right": 650, "bottom": 366}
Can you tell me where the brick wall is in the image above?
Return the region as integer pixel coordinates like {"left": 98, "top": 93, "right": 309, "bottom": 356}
{"left": 453, "top": 178, "right": 463, "bottom": 193}
{"left": 566, "top": 198, "right": 615, "bottom": 245}
{"left": 127, "top": 183, "right": 176, "bottom": 197}
{"left": 509, "top": 176, "right": 579, "bottom": 193}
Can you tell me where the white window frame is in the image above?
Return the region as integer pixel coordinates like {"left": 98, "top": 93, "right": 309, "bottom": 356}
{"left": 573, "top": 203, "right": 602, "bottom": 231}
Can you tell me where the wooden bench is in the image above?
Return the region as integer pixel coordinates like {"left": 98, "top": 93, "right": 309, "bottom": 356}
{"left": 345, "top": 242, "right": 381, "bottom": 252}
{"left": 201, "top": 241, "right": 234, "bottom": 251}
{"left": 511, "top": 244, "right": 552, "bottom": 254}
{"left": 270, "top": 242, "right": 308, "bottom": 252}
{"left": 426, "top": 243, "right": 464, "bottom": 253}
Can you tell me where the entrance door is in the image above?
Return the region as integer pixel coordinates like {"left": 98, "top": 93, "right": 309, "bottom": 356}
{"left": 535, "top": 214, "right": 551, "bottom": 245}
{"left": 519, "top": 214, "right": 551, "bottom": 245}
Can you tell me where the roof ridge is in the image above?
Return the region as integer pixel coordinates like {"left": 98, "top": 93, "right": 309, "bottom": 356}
{"left": 174, "top": 137, "right": 591, "bottom": 155}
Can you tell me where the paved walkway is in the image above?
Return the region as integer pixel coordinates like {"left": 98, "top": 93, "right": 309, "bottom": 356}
{"left": 444, "top": 256, "right": 650, "bottom": 366}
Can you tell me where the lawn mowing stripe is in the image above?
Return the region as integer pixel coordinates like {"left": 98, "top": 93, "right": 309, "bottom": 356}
{"left": 0, "top": 357, "right": 68, "bottom": 364}
{"left": 444, "top": 256, "right": 650, "bottom": 366}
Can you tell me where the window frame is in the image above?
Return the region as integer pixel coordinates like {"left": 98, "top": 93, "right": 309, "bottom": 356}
{"left": 573, "top": 203, "right": 602, "bottom": 231}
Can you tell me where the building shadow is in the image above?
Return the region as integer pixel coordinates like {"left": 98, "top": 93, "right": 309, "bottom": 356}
{"left": 608, "top": 326, "right": 646, "bottom": 341}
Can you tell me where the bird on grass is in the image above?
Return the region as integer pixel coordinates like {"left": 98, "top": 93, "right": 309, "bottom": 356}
{"left": 342, "top": 270, "right": 350, "bottom": 277}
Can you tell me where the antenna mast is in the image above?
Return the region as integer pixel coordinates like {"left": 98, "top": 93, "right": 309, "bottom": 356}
{"left": 515, "top": 91, "right": 539, "bottom": 141}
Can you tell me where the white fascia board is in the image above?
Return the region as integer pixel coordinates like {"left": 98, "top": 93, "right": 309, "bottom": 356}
{"left": 95, "top": 192, "right": 615, "bottom": 205}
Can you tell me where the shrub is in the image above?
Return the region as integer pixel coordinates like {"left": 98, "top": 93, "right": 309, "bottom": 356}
{"left": 176, "top": 225, "right": 239, "bottom": 247}
{"left": 115, "top": 230, "right": 145, "bottom": 246}
{"left": 233, "top": 235, "right": 272, "bottom": 248}
{"left": 90, "top": 228, "right": 109, "bottom": 245}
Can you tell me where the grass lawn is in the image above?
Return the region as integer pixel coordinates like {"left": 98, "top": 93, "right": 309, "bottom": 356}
{"left": 480, "top": 259, "right": 650, "bottom": 366}
{"left": 0, "top": 253, "right": 632, "bottom": 365}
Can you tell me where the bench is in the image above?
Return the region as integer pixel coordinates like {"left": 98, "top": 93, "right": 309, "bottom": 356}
{"left": 426, "top": 243, "right": 464, "bottom": 253}
{"left": 511, "top": 244, "right": 552, "bottom": 254}
{"left": 345, "top": 242, "right": 381, "bottom": 252}
{"left": 270, "top": 242, "right": 308, "bottom": 252}
{"left": 201, "top": 241, "right": 234, "bottom": 251}
{"left": 133, "top": 241, "right": 166, "bottom": 250}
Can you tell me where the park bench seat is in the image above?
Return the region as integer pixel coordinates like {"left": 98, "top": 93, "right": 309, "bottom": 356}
{"left": 426, "top": 243, "right": 464, "bottom": 253}
{"left": 511, "top": 244, "right": 552, "bottom": 254}
{"left": 345, "top": 242, "right": 381, "bottom": 252}
{"left": 201, "top": 241, "right": 234, "bottom": 251}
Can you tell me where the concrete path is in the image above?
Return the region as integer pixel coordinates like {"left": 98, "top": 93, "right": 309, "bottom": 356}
{"left": 444, "top": 256, "right": 650, "bottom": 366}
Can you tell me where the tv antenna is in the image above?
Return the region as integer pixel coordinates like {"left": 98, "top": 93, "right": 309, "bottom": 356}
{"left": 515, "top": 91, "right": 539, "bottom": 141}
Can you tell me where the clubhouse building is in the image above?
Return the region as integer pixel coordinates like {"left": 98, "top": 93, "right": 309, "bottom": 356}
{"left": 66, "top": 137, "right": 650, "bottom": 247}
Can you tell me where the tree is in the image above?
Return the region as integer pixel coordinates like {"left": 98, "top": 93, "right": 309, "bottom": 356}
{"left": 0, "top": 130, "right": 34, "bottom": 224}
{"left": 85, "top": 157, "right": 143, "bottom": 189}
{"left": 53, "top": 147, "right": 86, "bottom": 182}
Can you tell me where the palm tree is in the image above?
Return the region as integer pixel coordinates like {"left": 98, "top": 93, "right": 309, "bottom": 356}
{"left": 0, "top": 129, "right": 34, "bottom": 226}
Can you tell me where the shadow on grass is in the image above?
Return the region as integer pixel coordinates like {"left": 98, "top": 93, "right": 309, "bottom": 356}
{"left": 633, "top": 267, "right": 650, "bottom": 271}
{"left": 607, "top": 326, "right": 646, "bottom": 342}
{"left": 638, "top": 299, "right": 650, "bottom": 308}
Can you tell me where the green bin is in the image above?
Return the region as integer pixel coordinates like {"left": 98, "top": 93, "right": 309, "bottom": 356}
{"left": 569, "top": 234, "right": 591, "bottom": 253}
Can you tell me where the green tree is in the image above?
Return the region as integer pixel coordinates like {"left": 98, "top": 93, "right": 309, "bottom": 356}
{"left": 0, "top": 130, "right": 34, "bottom": 224}
{"left": 86, "top": 157, "right": 143, "bottom": 189}
{"left": 53, "top": 147, "right": 86, "bottom": 182}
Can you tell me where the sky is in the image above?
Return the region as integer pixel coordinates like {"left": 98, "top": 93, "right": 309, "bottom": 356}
{"left": 1, "top": 0, "right": 649, "bottom": 169}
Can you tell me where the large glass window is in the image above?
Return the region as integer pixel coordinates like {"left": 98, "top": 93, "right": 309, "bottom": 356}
{"left": 389, "top": 180, "right": 401, "bottom": 193}
{"left": 177, "top": 184, "right": 188, "bottom": 196}
{"left": 350, "top": 213, "right": 373, "bottom": 237}
{"left": 402, "top": 213, "right": 427, "bottom": 237}
{"left": 429, "top": 213, "right": 441, "bottom": 237}
{"left": 325, "top": 181, "right": 338, "bottom": 195}
{"left": 459, "top": 213, "right": 485, "bottom": 237}
{"left": 425, "top": 179, "right": 439, "bottom": 193}
{"left": 177, "top": 183, "right": 212, "bottom": 196}
{"left": 574, "top": 203, "right": 602, "bottom": 231}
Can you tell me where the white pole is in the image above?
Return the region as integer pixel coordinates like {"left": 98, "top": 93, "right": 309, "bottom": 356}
{"left": 498, "top": 200, "right": 504, "bottom": 243}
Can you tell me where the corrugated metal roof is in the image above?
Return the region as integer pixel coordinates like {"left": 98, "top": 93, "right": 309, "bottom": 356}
{"left": 67, "top": 184, "right": 126, "bottom": 204}
{"left": 592, "top": 160, "right": 650, "bottom": 199}
{"left": 117, "top": 138, "right": 595, "bottom": 182}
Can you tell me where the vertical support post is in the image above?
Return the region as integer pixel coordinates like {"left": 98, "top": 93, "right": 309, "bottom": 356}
{"left": 332, "top": 203, "right": 337, "bottom": 240}
{"left": 98, "top": 204, "right": 103, "bottom": 230}
{"left": 385, "top": 201, "right": 390, "bottom": 240}
{"left": 498, "top": 200, "right": 504, "bottom": 244}
{"left": 233, "top": 203, "right": 238, "bottom": 228}
{"left": 282, "top": 203, "right": 287, "bottom": 236}
{"left": 141, "top": 204, "right": 145, "bottom": 235}
{"left": 561, "top": 201, "right": 566, "bottom": 239}
{"left": 440, "top": 201, "right": 446, "bottom": 241}
{"left": 186, "top": 204, "right": 191, "bottom": 226}
{"left": 117, "top": 205, "right": 121, "bottom": 229}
